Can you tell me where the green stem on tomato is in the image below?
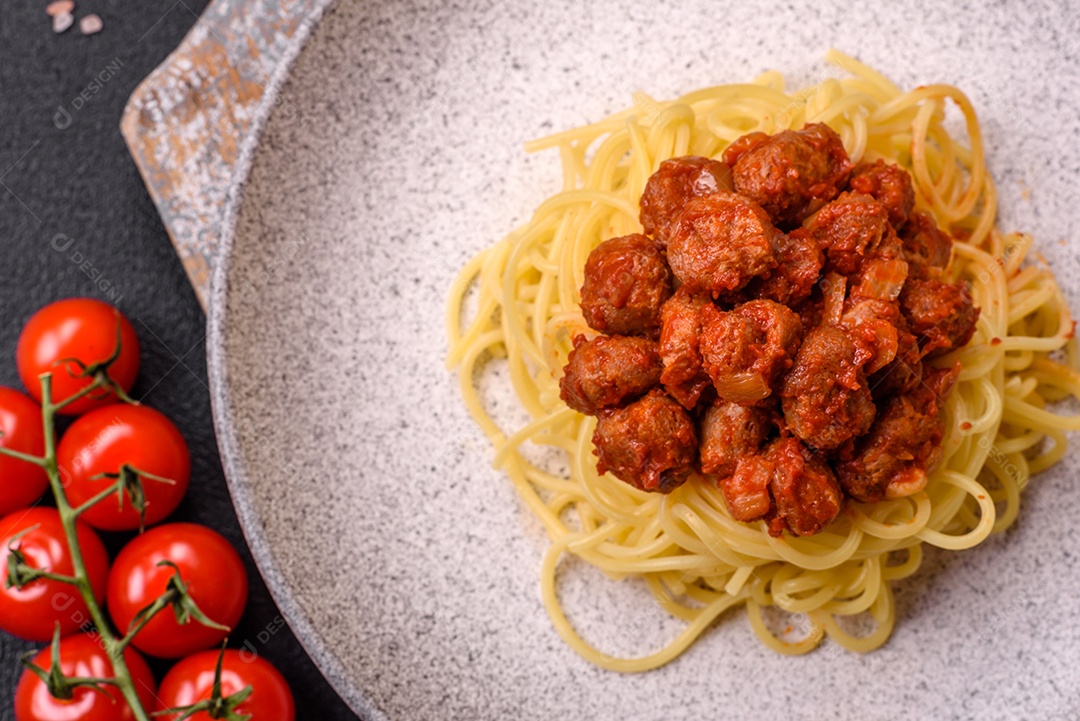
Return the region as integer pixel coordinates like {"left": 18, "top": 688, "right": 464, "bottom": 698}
{"left": 116, "top": 589, "right": 175, "bottom": 652}
{"left": 0, "top": 441, "right": 46, "bottom": 467}
{"left": 65, "top": 676, "right": 119, "bottom": 687}
{"left": 49, "top": 376, "right": 110, "bottom": 414}
{"left": 118, "top": 562, "right": 229, "bottom": 652}
{"left": 70, "top": 481, "right": 124, "bottom": 519}
{"left": 7, "top": 567, "right": 80, "bottom": 587}
{"left": 34, "top": 570, "right": 79, "bottom": 584}
{"left": 37, "top": 374, "right": 153, "bottom": 721}
{"left": 154, "top": 640, "right": 253, "bottom": 721}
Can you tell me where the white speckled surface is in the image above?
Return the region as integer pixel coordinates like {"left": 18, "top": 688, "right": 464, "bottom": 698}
{"left": 208, "top": 2, "right": 1080, "bottom": 719}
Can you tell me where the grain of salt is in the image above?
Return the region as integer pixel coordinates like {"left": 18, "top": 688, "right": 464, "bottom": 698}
{"left": 52, "top": 12, "right": 74, "bottom": 33}
{"left": 80, "top": 13, "right": 103, "bottom": 35}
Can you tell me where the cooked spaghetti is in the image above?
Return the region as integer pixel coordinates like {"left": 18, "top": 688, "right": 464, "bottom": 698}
{"left": 445, "top": 50, "right": 1079, "bottom": 670}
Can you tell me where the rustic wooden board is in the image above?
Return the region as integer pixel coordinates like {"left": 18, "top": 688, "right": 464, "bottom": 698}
{"left": 120, "top": 0, "right": 322, "bottom": 309}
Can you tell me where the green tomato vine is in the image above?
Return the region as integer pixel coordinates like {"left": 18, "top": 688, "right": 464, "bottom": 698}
{"left": 0, "top": 356, "right": 253, "bottom": 720}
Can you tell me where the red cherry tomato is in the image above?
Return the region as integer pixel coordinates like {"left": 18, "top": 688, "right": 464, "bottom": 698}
{"left": 57, "top": 405, "right": 190, "bottom": 531}
{"left": 0, "top": 508, "right": 109, "bottom": 641}
{"left": 0, "top": 387, "right": 49, "bottom": 516}
{"left": 16, "top": 298, "right": 140, "bottom": 416}
{"left": 14, "top": 632, "right": 157, "bottom": 721}
{"left": 107, "top": 524, "right": 248, "bottom": 658}
{"left": 155, "top": 650, "right": 295, "bottom": 721}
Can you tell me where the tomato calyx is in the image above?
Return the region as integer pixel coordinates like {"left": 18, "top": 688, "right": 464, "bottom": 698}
{"left": 156, "top": 560, "right": 231, "bottom": 631}
{"left": 22, "top": 625, "right": 119, "bottom": 702}
{"left": 154, "top": 643, "right": 255, "bottom": 721}
{"left": 83, "top": 463, "right": 179, "bottom": 532}
{"left": 52, "top": 319, "right": 139, "bottom": 410}
{"left": 4, "top": 526, "right": 78, "bottom": 590}
{"left": 122, "top": 561, "right": 231, "bottom": 648}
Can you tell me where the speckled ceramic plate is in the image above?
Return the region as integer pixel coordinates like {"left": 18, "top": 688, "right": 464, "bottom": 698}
{"left": 208, "top": 2, "right": 1080, "bottom": 719}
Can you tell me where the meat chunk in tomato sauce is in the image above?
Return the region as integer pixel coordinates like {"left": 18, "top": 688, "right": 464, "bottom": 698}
{"left": 868, "top": 316, "right": 923, "bottom": 399}
{"left": 835, "top": 363, "right": 960, "bottom": 502}
{"left": 718, "top": 456, "right": 774, "bottom": 523}
{"left": 899, "top": 278, "right": 979, "bottom": 356}
{"left": 559, "top": 334, "right": 661, "bottom": 416}
{"left": 900, "top": 211, "right": 952, "bottom": 274}
{"left": 793, "top": 287, "right": 826, "bottom": 331}
{"left": 748, "top": 228, "right": 824, "bottom": 306}
{"left": 724, "top": 123, "right": 853, "bottom": 227}
{"left": 592, "top": 389, "right": 697, "bottom": 493}
{"left": 667, "top": 191, "right": 780, "bottom": 297}
{"left": 700, "top": 300, "right": 803, "bottom": 405}
{"left": 699, "top": 400, "right": 773, "bottom": 478}
{"left": 658, "top": 287, "right": 712, "bottom": 410}
{"left": 839, "top": 295, "right": 902, "bottom": 375}
{"left": 804, "top": 192, "right": 901, "bottom": 276}
{"left": 764, "top": 437, "right": 843, "bottom": 537}
{"left": 781, "top": 326, "right": 876, "bottom": 451}
{"left": 639, "top": 156, "right": 734, "bottom": 249}
{"left": 580, "top": 234, "right": 673, "bottom": 338}
{"left": 848, "top": 160, "right": 915, "bottom": 229}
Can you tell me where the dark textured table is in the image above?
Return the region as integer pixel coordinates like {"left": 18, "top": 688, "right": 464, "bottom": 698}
{"left": 0, "top": 2, "right": 359, "bottom": 717}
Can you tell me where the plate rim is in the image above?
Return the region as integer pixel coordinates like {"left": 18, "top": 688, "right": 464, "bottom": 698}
{"left": 202, "top": 5, "right": 1080, "bottom": 717}
{"left": 204, "top": 0, "right": 380, "bottom": 717}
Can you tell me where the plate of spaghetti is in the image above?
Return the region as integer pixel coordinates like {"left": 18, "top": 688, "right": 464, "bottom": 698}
{"left": 209, "top": 2, "right": 1080, "bottom": 719}
{"left": 448, "top": 46, "right": 1080, "bottom": 666}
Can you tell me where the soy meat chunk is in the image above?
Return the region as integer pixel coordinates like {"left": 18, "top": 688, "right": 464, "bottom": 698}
{"left": 658, "top": 288, "right": 712, "bottom": 410}
{"left": 764, "top": 437, "right": 843, "bottom": 537}
{"left": 699, "top": 400, "right": 772, "bottom": 478}
{"left": 900, "top": 211, "right": 953, "bottom": 277}
{"left": 639, "top": 156, "right": 734, "bottom": 248}
{"left": 592, "top": 389, "right": 697, "bottom": 493}
{"left": 835, "top": 364, "right": 960, "bottom": 502}
{"left": 559, "top": 335, "right": 661, "bottom": 415}
{"left": 899, "top": 278, "right": 980, "bottom": 356}
{"left": 781, "top": 326, "right": 876, "bottom": 451}
{"left": 794, "top": 289, "right": 826, "bottom": 331}
{"left": 724, "top": 123, "right": 853, "bottom": 226}
{"left": 718, "top": 456, "right": 774, "bottom": 523}
{"left": 804, "top": 192, "right": 900, "bottom": 276}
{"left": 699, "top": 300, "right": 803, "bottom": 405}
{"left": 849, "top": 160, "right": 916, "bottom": 229}
{"left": 868, "top": 317, "right": 923, "bottom": 399}
{"left": 749, "top": 228, "right": 824, "bottom": 306}
{"left": 580, "top": 234, "right": 673, "bottom": 338}
{"left": 839, "top": 294, "right": 903, "bottom": 375}
{"left": 843, "top": 258, "right": 912, "bottom": 375}
{"left": 667, "top": 191, "right": 780, "bottom": 297}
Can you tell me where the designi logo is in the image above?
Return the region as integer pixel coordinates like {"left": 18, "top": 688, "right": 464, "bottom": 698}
{"left": 53, "top": 106, "right": 72, "bottom": 129}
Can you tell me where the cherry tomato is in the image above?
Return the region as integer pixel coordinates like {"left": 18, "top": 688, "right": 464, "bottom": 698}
{"left": 0, "top": 387, "right": 49, "bottom": 516}
{"left": 15, "top": 632, "right": 157, "bottom": 721}
{"left": 57, "top": 405, "right": 190, "bottom": 531}
{"left": 17, "top": 298, "right": 140, "bottom": 416}
{"left": 107, "top": 524, "right": 248, "bottom": 658}
{"left": 0, "top": 508, "right": 109, "bottom": 641}
{"left": 155, "top": 650, "right": 295, "bottom": 721}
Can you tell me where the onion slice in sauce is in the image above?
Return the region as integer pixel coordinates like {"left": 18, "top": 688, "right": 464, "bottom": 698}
{"left": 856, "top": 259, "right": 909, "bottom": 301}
{"left": 711, "top": 372, "right": 771, "bottom": 403}
{"left": 822, "top": 272, "right": 846, "bottom": 326}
